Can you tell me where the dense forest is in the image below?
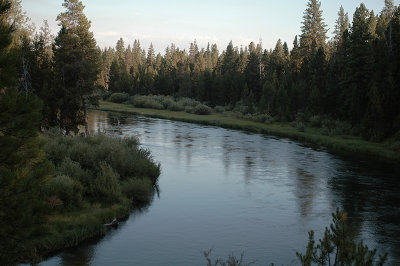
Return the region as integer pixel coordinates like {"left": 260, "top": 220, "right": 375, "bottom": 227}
{"left": 101, "top": 0, "right": 400, "bottom": 141}
{"left": 2, "top": 0, "right": 400, "bottom": 141}
{"left": 0, "top": 0, "right": 160, "bottom": 263}
{"left": 0, "top": 0, "right": 399, "bottom": 263}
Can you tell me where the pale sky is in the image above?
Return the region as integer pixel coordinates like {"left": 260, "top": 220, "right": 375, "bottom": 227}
{"left": 22, "top": 0, "right": 399, "bottom": 54}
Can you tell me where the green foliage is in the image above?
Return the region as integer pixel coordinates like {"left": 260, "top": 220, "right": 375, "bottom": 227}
{"left": 297, "top": 209, "right": 387, "bottom": 266}
{"left": 192, "top": 103, "right": 212, "bottom": 115}
{"left": 295, "top": 112, "right": 306, "bottom": 132}
{"left": 131, "top": 95, "right": 164, "bottom": 109}
{"left": 53, "top": 0, "right": 101, "bottom": 135}
{"left": 100, "top": 2, "right": 399, "bottom": 141}
{"left": 43, "top": 133, "right": 160, "bottom": 187}
{"left": 309, "top": 115, "right": 323, "bottom": 128}
{"left": 125, "top": 94, "right": 215, "bottom": 116}
{"left": 108, "top": 92, "right": 129, "bottom": 103}
{"left": 214, "top": 105, "right": 226, "bottom": 113}
{"left": 44, "top": 175, "right": 83, "bottom": 210}
{"left": 0, "top": 2, "right": 53, "bottom": 263}
{"left": 122, "top": 178, "right": 154, "bottom": 204}
{"left": 89, "top": 161, "right": 122, "bottom": 204}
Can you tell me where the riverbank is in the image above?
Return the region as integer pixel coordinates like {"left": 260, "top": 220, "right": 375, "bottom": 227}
{"left": 19, "top": 133, "right": 160, "bottom": 264}
{"left": 31, "top": 199, "right": 132, "bottom": 263}
{"left": 97, "top": 101, "right": 400, "bottom": 164}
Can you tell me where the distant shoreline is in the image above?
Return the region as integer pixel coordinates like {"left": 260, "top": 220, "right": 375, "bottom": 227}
{"left": 96, "top": 101, "right": 400, "bottom": 165}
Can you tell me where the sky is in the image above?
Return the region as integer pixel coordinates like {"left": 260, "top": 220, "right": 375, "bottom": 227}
{"left": 22, "top": 0, "right": 399, "bottom": 54}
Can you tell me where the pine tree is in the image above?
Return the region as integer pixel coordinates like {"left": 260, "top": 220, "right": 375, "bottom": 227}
{"left": 290, "top": 35, "right": 302, "bottom": 76}
{"left": 377, "top": 0, "right": 395, "bottom": 37}
{"left": 31, "top": 22, "right": 57, "bottom": 128}
{"left": 332, "top": 6, "right": 349, "bottom": 48}
{"left": 346, "top": 3, "right": 375, "bottom": 124}
{"left": 245, "top": 42, "right": 262, "bottom": 101}
{"left": 0, "top": 1, "right": 52, "bottom": 263}
{"left": 6, "top": 0, "right": 35, "bottom": 46}
{"left": 147, "top": 42, "right": 155, "bottom": 67}
{"left": 53, "top": 0, "right": 101, "bottom": 135}
{"left": 300, "top": 0, "right": 328, "bottom": 58}
{"left": 115, "top": 37, "right": 125, "bottom": 63}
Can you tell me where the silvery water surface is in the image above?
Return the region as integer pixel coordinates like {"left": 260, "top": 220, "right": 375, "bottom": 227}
{"left": 40, "top": 110, "right": 400, "bottom": 265}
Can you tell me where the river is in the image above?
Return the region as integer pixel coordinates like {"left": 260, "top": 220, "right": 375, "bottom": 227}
{"left": 40, "top": 110, "right": 400, "bottom": 265}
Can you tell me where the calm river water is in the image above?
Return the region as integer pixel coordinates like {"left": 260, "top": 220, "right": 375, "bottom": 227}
{"left": 40, "top": 110, "right": 400, "bottom": 265}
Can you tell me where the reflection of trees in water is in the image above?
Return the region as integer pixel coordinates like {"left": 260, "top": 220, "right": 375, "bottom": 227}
{"left": 327, "top": 160, "right": 400, "bottom": 263}
{"left": 294, "top": 168, "right": 318, "bottom": 217}
{"left": 87, "top": 110, "right": 109, "bottom": 134}
{"left": 287, "top": 147, "right": 332, "bottom": 219}
{"left": 61, "top": 244, "right": 95, "bottom": 266}
{"left": 244, "top": 156, "right": 254, "bottom": 184}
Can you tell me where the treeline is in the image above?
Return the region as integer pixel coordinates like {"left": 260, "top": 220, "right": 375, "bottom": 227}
{"left": 104, "top": 0, "right": 400, "bottom": 141}
{"left": 0, "top": 0, "right": 160, "bottom": 264}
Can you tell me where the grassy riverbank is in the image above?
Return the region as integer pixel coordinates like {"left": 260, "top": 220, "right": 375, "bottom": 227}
{"left": 19, "top": 132, "right": 160, "bottom": 263}
{"left": 98, "top": 101, "right": 400, "bottom": 164}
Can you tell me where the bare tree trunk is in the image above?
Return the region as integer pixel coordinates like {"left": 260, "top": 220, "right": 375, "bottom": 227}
{"left": 82, "top": 96, "right": 89, "bottom": 137}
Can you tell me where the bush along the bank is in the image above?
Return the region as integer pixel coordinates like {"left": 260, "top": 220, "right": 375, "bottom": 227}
{"left": 29, "top": 132, "right": 160, "bottom": 262}
{"left": 108, "top": 92, "right": 130, "bottom": 103}
{"left": 121, "top": 94, "right": 214, "bottom": 115}
{"left": 43, "top": 132, "right": 160, "bottom": 207}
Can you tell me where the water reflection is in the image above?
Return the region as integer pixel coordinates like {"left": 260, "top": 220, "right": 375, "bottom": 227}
{"left": 40, "top": 110, "right": 400, "bottom": 265}
{"left": 60, "top": 245, "right": 95, "bottom": 266}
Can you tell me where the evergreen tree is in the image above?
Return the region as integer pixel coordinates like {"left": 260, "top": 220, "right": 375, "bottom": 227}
{"left": 346, "top": 4, "right": 375, "bottom": 124}
{"left": 115, "top": 37, "right": 125, "bottom": 63}
{"left": 7, "top": 0, "right": 35, "bottom": 46}
{"left": 332, "top": 6, "right": 349, "bottom": 48}
{"left": 377, "top": 0, "right": 395, "bottom": 37}
{"left": 53, "top": 0, "right": 101, "bottom": 135}
{"left": 0, "top": 1, "right": 52, "bottom": 263}
{"left": 300, "top": 0, "right": 328, "bottom": 58}
{"left": 147, "top": 42, "right": 155, "bottom": 67}
{"left": 246, "top": 42, "right": 262, "bottom": 101}
{"left": 31, "top": 21, "right": 57, "bottom": 128}
{"left": 290, "top": 35, "right": 302, "bottom": 76}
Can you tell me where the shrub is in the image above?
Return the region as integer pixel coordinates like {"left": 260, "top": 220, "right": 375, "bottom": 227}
{"left": 184, "top": 106, "right": 195, "bottom": 114}
{"left": 332, "top": 120, "right": 353, "bottom": 136}
{"left": 166, "top": 101, "right": 184, "bottom": 111}
{"left": 295, "top": 112, "right": 306, "bottom": 123}
{"left": 108, "top": 92, "right": 130, "bottom": 103}
{"left": 44, "top": 175, "right": 83, "bottom": 210}
{"left": 177, "top": 97, "right": 200, "bottom": 108}
{"left": 131, "top": 95, "right": 164, "bottom": 109}
{"left": 322, "top": 118, "right": 336, "bottom": 132}
{"left": 233, "top": 102, "right": 250, "bottom": 115}
{"left": 102, "top": 90, "right": 112, "bottom": 100}
{"left": 122, "top": 178, "right": 154, "bottom": 204}
{"left": 89, "top": 161, "right": 122, "bottom": 204}
{"left": 56, "top": 158, "right": 93, "bottom": 189}
{"left": 309, "top": 115, "right": 323, "bottom": 128}
{"left": 214, "top": 106, "right": 225, "bottom": 113}
{"left": 296, "top": 121, "right": 305, "bottom": 132}
{"left": 43, "top": 133, "right": 160, "bottom": 205}
{"left": 193, "top": 104, "right": 212, "bottom": 115}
